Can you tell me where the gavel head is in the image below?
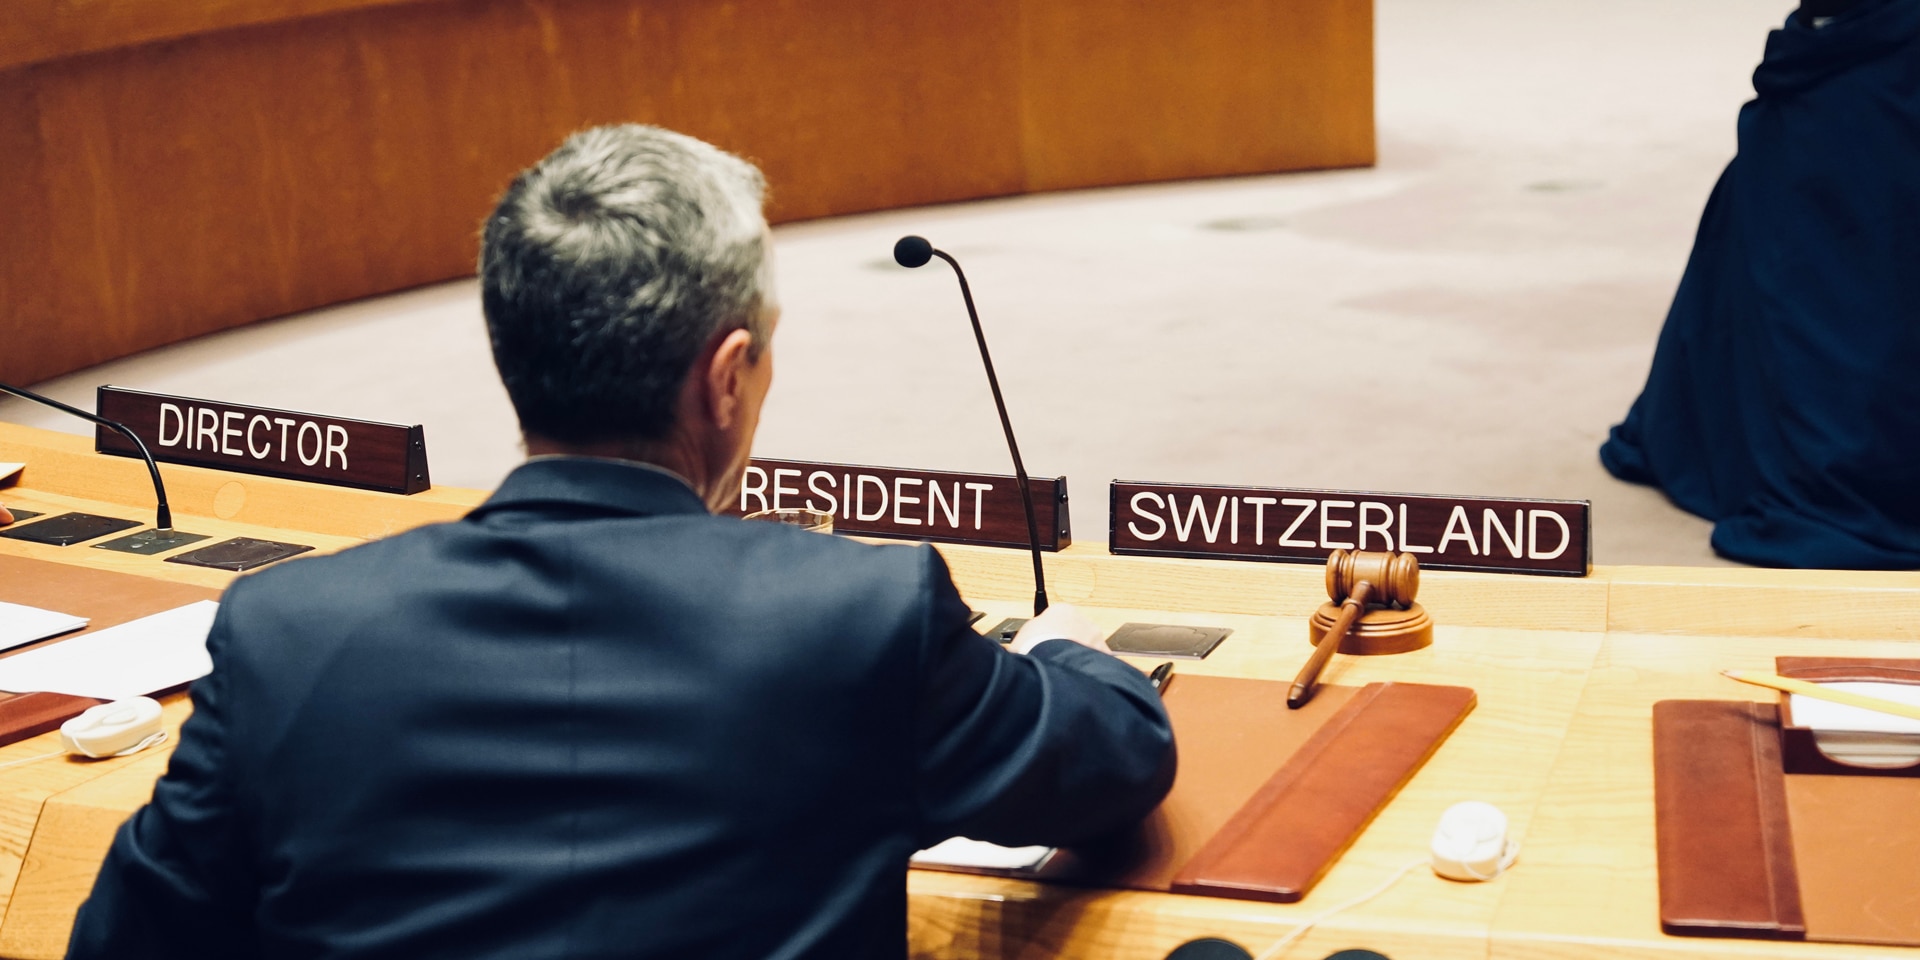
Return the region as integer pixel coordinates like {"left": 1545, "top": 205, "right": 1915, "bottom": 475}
{"left": 1324, "top": 549, "right": 1420, "bottom": 607}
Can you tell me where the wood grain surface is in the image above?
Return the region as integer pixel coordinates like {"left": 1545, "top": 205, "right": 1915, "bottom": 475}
{"left": 0, "top": 0, "right": 1374, "bottom": 386}
{"left": 1488, "top": 633, "right": 1920, "bottom": 960}
{"left": 3, "top": 421, "right": 1920, "bottom": 959}
{"left": 0, "top": 747, "right": 180, "bottom": 958}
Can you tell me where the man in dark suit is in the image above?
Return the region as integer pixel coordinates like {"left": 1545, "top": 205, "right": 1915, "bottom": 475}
{"left": 67, "top": 125, "right": 1176, "bottom": 959}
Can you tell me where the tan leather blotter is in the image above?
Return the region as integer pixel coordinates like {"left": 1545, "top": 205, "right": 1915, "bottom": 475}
{"left": 1776, "top": 657, "right": 1920, "bottom": 777}
{"left": 1785, "top": 774, "right": 1920, "bottom": 945}
{"left": 1653, "top": 699, "right": 1805, "bottom": 939}
{"left": 1040, "top": 675, "right": 1364, "bottom": 892}
{"left": 942, "top": 676, "right": 1475, "bottom": 903}
{"left": 1168, "top": 680, "right": 1475, "bottom": 902}
{"left": 0, "top": 554, "right": 219, "bottom": 637}
{"left": 0, "top": 554, "right": 219, "bottom": 746}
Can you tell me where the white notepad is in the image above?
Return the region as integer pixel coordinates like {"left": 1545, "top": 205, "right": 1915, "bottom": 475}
{"left": 0, "top": 600, "right": 220, "bottom": 700}
{"left": 1792, "top": 682, "right": 1920, "bottom": 767}
{"left": 911, "top": 837, "right": 1055, "bottom": 873}
{"left": 0, "top": 601, "right": 89, "bottom": 652}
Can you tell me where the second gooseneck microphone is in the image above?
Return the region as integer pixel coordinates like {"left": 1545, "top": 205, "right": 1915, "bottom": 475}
{"left": 893, "top": 236, "right": 1049, "bottom": 616}
{"left": 0, "top": 381, "right": 177, "bottom": 534}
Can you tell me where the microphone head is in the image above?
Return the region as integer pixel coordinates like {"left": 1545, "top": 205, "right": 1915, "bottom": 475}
{"left": 893, "top": 235, "right": 934, "bottom": 268}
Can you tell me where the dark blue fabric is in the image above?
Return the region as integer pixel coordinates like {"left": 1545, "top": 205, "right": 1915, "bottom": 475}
{"left": 1601, "top": 0, "right": 1920, "bottom": 568}
{"left": 67, "top": 457, "right": 1175, "bottom": 960}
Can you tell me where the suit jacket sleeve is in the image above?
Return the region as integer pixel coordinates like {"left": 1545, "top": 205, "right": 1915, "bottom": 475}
{"left": 67, "top": 604, "right": 259, "bottom": 960}
{"left": 912, "top": 549, "right": 1176, "bottom": 849}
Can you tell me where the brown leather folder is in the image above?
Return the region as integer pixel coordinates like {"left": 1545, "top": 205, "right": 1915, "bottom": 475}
{"left": 1653, "top": 699, "right": 1805, "bottom": 940}
{"left": 0, "top": 691, "right": 107, "bottom": 747}
{"left": 938, "top": 674, "right": 1475, "bottom": 904}
{"left": 1779, "top": 657, "right": 1920, "bottom": 684}
{"left": 0, "top": 554, "right": 220, "bottom": 747}
{"left": 1653, "top": 698, "right": 1920, "bottom": 946}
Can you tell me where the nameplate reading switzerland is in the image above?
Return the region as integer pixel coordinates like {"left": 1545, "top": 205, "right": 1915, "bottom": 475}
{"left": 735, "top": 459, "right": 1070, "bottom": 551}
{"left": 1110, "top": 481, "right": 1590, "bottom": 576}
{"left": 94, "top": 386, "right": 431, "bottom": 495}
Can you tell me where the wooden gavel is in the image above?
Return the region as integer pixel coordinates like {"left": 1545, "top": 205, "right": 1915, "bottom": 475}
{"left": 1325, "top": 548, "right": 1420, "bottom": 609}
{"left": 1288, "top": 549, "right": 1423, "bottom": 708}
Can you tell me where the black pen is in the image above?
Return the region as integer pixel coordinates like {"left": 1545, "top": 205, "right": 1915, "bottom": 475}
{"left": 1148, "top": 661, "right": 1175, "bottom": 695}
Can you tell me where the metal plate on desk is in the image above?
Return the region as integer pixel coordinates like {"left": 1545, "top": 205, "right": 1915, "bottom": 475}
{"left": 165, "top": 537, "right": 313, "bottom": 572}
{"left": 983, "top": 617, "right": 1028, "bottom": 645}
{"left": 0, "top": 512, "right": 142, "bottom": 546}
{"left": 1107, "top": 623, "right": 1232, "bottom": 660}
{"left": 94, "top": 528, "right": 212, "bottom": 555}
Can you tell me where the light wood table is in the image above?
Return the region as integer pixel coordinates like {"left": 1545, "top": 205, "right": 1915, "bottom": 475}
{"left": 3, "top": 422, "right": 1919, "bottom": 959}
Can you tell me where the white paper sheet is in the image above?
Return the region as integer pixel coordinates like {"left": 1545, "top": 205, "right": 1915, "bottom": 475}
{"left": 1791, "top": 682, "right": 1920, "bottom": 734}
{"left": 0, "top": 600, "right": 219, "bottom": 700}
{"left": 0, "top": 601, "right": 88, "bottom": 652}
{"left": 910, "top": 838, "right": 1055, "bottom": 872}
{"left": 1793, "top": 682, "right": 1920, "bottom": 767}
{"left": 0, "top": 462, "right": 22, "bottom": 484}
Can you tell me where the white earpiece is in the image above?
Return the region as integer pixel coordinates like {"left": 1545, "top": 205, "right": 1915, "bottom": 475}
{"left": 1430, "top": 801, "right": 1519, "bottom": 881}
{"left": 59, "top": 697, "right": 168, "bottom": 759}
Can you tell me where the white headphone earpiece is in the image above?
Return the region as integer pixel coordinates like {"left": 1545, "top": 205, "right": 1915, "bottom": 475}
{"left": 59, "top": 697, "right": 169, "bottom": 759}
{"left": 1430, "top": 801, "right": 1519, "bottom": 881}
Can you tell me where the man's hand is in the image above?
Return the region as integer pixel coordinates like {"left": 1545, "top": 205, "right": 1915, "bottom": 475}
{"left": 0, "top": 503, "right": 12, "bottom": 526}
{"left": 1010, "top": 602, "right": 1109, "bottom": 655}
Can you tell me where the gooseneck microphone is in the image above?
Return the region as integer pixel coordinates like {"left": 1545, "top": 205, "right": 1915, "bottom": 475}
{"left": 0, "top": 380, "right": 176, "bottom": 533}
{"left": 893, "top": 236, "right": 1049, "bottom": 616}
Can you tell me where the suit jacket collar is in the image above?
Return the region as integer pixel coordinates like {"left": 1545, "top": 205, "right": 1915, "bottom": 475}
{"left": 469, "top": 456, "right": 711, "bottom": 521}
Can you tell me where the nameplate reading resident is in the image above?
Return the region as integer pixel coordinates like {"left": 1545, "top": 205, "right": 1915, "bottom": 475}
{"left": 735, "top": 459, "right": 1070, "bottom": 551}
{"left": 94, "top": 386, "right": 431, "bottom": 495}
{"left": 1109, "top": 481, "right": 1590, "bottom": 576}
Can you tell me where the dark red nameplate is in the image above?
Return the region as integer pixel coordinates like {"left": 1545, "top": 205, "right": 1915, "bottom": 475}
{"left": 94, "top": 386, "right": 431, "bottom": 495}
{"left": 1109, "top": 481, "right": 1589, "bottom": 576}
{"left": 732, "top": 459, "right": 1069, "bottom": 551}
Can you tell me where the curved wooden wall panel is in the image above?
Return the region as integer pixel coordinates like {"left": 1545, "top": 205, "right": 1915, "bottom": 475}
{"left": 0, "top": 0, "right": 1374, "bottom": 386}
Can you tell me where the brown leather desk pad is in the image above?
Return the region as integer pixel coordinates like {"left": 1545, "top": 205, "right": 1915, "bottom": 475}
{"left": 1653, "top": 696, "right": 1920, "bottom": 946}
{"left": 0, "top": 554, "right": 220, "bottom": 747}
{"left": 927, "top": 674, "right": 1476, "bottom": 904}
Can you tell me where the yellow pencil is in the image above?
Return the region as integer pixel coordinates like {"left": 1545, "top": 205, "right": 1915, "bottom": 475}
{"left": 1721, "top": 670, "right": 1920, "bottom": 723}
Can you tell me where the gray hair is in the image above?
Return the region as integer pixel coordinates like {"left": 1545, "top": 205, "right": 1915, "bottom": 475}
{"left": 480, "top": 124, "right": 772, "bottom": 444}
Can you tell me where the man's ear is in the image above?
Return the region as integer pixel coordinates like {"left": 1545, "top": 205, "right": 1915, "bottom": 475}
{"left": 703, "top": 327, "right": 758, "bottom": 430}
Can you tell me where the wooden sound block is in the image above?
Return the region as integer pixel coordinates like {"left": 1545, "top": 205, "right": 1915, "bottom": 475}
{"left": 1308, "top": 602, "right": 1432, "bottom": 655}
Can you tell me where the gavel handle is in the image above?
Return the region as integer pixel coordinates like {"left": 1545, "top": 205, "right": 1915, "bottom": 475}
{"left": 1289, "top": 580, "right": 1374, "bottom": 709}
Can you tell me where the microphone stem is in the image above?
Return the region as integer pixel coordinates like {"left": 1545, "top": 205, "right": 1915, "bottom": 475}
{"left": 0, "top": 381, "right": 174, "bottom": 531}
{"left": 930, "top": 250, "right": 1048, "bottom": 615}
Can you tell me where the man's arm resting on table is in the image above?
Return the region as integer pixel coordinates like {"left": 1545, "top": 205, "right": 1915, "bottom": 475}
{"left": 913, "top": 551, "right": 1176, "bottom": 850}
{"left": 67, "top": 608, "right": 258, "bottom": 960}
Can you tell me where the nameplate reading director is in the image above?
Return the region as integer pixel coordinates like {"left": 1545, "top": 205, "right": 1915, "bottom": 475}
{"left": 68, "top": 126, "right": 1176, "bottom": 959}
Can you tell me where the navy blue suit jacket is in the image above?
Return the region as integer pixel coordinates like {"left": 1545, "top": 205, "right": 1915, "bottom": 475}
{"left": 68, "top": 458, "right": 1175, "bottom": 959}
